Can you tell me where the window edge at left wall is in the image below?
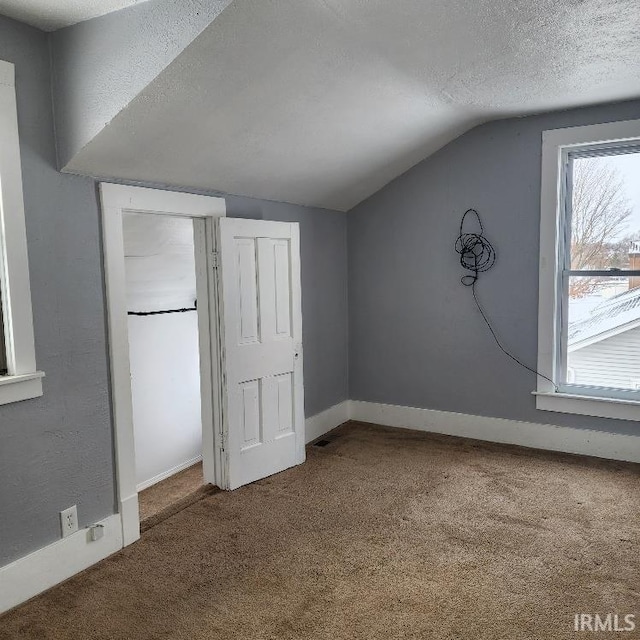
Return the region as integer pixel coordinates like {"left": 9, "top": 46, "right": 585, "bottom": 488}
{"left": 0, "top": 60, "right": 44, "bottom": 405}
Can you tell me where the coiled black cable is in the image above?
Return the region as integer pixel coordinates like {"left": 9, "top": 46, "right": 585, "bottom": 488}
{"left": 455, "top": 209, "right": 557, "bottom": 390}
{"left": 455, "top": 208, "right": 496, "bottom": 286}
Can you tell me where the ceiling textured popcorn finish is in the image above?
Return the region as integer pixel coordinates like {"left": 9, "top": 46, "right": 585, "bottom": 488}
{"left": 65, "top": 0, "right": 640, "bottom": 211}
{"left": 0, "top": 0, "right": 152, "bottom": 30}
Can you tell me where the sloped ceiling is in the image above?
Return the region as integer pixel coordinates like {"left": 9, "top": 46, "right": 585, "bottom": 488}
{"left": 63, "top": 0, "right": 640, "bottom": 211}
{"left": 51, "top": 0, "right": 234, "bottom": 168}
{"left": 0, "top": 0, "right": 152, "bottom": 31}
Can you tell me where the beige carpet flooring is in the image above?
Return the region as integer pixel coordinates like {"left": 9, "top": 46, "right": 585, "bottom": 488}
{"left": 1, "top": 421, "right": 639, "bottom": 639}
{"left": 138, "top": 461, "right": 214, "bottom": 531}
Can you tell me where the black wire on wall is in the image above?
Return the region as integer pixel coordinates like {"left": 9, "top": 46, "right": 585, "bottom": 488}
{"left": 455, "top": 208, "right": 557, "bottom": 390}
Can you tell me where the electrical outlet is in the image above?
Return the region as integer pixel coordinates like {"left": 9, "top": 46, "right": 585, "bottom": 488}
{"left": 60, "top": 505, "right": 78, "bottom": 538}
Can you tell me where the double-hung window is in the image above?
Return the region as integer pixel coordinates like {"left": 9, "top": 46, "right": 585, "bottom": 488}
{"left": 0, "top": 59, "right": 43, "bottom": 404}
{"left": 537, "top": 118, "right": 640, "bottom": 420}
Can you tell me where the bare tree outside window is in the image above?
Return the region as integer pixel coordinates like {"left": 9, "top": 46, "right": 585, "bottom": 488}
{"left": 566, "top": 150, "right": 640, "bottom": 391}
{"left": 569, "top": 158, "right": 632, "bottom": 297}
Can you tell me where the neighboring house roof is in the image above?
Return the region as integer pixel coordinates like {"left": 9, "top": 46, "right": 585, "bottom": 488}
{"left": 569, "top": 285, "right": 640, "bottom": 351}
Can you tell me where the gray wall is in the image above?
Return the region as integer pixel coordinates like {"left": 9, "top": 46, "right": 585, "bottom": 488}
{"left": 349, "top": 98, "right": 640, "bottom": 438}
{"left": 0, "top": 15, "right": 349, "bottom": 568}
{"left": 227, "top": 197, "right": 349, "bottom": 418}
{"left": 9, "top": 0, "right": 634, "bottom": 572}
{"left": 0, "top": 16, "right": 115, "bottom": 567}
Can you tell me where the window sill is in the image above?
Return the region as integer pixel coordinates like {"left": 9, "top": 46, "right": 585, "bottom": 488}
{"left": 0, "top": 371, "right": 44, "bottom": 406}
{"left": 534, "top": 390, "right": 640, "bottom": 422}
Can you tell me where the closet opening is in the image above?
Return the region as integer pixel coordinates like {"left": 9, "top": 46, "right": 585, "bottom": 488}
{"left": 123, "top": 212, "right": 208, "bottom": 526}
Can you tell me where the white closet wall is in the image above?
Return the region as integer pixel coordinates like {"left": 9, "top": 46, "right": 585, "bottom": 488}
{"left": 123, "top": 213, "right": 202, "bottom": 490}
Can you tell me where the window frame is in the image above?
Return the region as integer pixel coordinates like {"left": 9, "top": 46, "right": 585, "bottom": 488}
{"left": 0, "top": 59, "right": 43, "bottom": 405}
{"left": 536, "top": 118, "right": 640, "bottom": 421}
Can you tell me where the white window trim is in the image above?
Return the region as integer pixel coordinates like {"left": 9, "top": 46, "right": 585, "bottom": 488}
{"left": 536, "top": 118, "right": 640, "bottom": 422}
{"left": 0, "top": 60, "right": 43, "bottom": 405}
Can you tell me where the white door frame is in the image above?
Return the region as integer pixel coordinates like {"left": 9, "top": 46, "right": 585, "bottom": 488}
{"left": 100, "top": 183, "right": 226, "bottom": 546}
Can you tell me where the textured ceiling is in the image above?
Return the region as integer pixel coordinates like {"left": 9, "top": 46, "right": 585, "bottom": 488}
{"left": 65, "top": 0, "right": 640, "bottom": 211}
{"left": 0, "top": 0, "right": 151, "bottom": 31}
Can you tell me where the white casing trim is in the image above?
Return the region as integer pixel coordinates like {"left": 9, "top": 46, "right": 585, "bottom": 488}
{"left": 0, "top": 59, "right": 42, "bottom": 404}
{"left": 349, "top": 401, "right": 640, "bottom": 463}
{"left": 537, "top": 119, "right": 640, "bottom": 408}
{"left": 0, "top": 372, "right": 44, "bottom": 405}
{"left": 0, "top": 514, "right": 123, "bottom": 615}
{"left": 100, "top": 183, "right": 226, "bottom": 547}
{"left": 136, "top": 455, "right": 203, "bottom": 492}
{"left": 305, "top": 400, "right": 350, "bottom": 443}
{"left": 535, "top": 391, "right": 640, "bottom": 422}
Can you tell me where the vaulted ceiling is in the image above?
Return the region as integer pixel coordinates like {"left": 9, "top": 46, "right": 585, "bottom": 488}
{"left": 0, "top": 0, "right": 151, "bottom": 30}
{"left": 11, "top": 0, "right": 640, "bottom": 211}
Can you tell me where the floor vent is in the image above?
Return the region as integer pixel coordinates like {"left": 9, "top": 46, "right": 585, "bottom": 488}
{"left": 313, "top": 439, "right": 332, "bottom": 447}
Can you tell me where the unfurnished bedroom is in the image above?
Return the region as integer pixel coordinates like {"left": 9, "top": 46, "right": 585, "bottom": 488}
{"left": 0, "top": 1, "right": 639, "bottom": 639}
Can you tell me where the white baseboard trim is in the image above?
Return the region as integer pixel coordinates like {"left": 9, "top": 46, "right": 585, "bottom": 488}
{"left": 305, "top": 400, "right": 350, "bottom": 443}
{"left": 120, "top": 493, "right": 141, "bottom": 547}
{"left": 5, "top": 400, "right": 635, "bottom": 616}
{"left": 0, "top": 513, "right": 123, "bottom": 615}
{"left": 136, "top": 455, "right": 203, "bottom": 492}
{"left": 349, "top": 401, "right": 640, "bottom": 464}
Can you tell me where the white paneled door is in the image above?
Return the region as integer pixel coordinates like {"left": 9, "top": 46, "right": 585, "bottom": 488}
{"left": 217, "top": 218, "right": 305, "bottom": 490}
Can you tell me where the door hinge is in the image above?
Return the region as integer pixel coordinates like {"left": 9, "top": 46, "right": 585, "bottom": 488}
{"left": 212, "top": 252, "right": 219, "bottom": 269}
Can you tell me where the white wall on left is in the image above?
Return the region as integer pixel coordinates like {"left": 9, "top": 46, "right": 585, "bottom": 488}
{"left": 123, "top": 213, "right": 202, "bottom": 490}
